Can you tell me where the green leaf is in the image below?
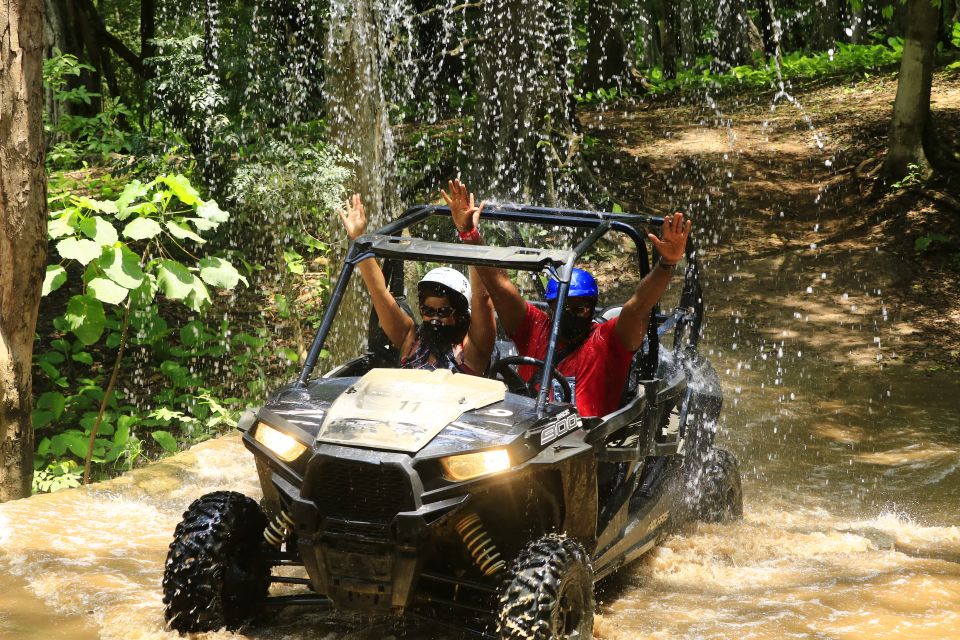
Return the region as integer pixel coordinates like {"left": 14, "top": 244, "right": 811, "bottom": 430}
{"left": 80, "top": 413, "right": 113, "bottom": 436}
{"left": 37, "top": 351, "right": 65, "bottom": 366}
{"left": 115, "top": 417, "right": 134, "bottom": 445}
{"left": 274, "top": 293, "right": 289, "bottom": 318}
{"left": 283, "top": 250, "right": 305, "bottom": 275}
{"left": 79, "top": 215, "right": 119, "bottom": 246}
{"left": 57, "top": 237, "right": 102, "bottom": 265}
{"left": 122, "top": 217, "right": 162, "bottom": 240}
{"left": 180, "top": 320, "right": 209, "bottom": 346}
{"left": 88, "top": 277, "right": 128, "bottom": 305}
{"left": 160, "top": 174, "right": 200, "bottom": 206}
{"left": 151, "top": 430, "right": 178, "bottom": 453}
{"left": 48, "top": 211, "right": 77, "bottom": 238}
{"left": 115, "top": 180, "right": 149, "bottom": 219}
{"left": 196, "top": 199, "right": 229, "bottom": 223}
{"left": 129, "top": 272, "right": 158, "bottom": 307}
{"left": 37, "top": 360, "right": 60, "bottom": 380}
{"left": 156, "top": 260, "right": 196, "bottom": 300}
{"left": 64, "top": 294, "right": 106, "bottom": 345}
{"left": 166, "top": 220, "right": 206, "bottom": 244}
{"left": 71, "top": 195, "right": 118, "bottom": 215}
{"left": 100, "top": 245, "right": 144, "bottom": 289}
{"left": 32, "top": 410, "right": 54, "bottom": 430}
{"left": 71, "top": 352, "right": 94, "bottom": 365}
{"left": 186, "top": 278, "right": 211, "bottom": 312}
{"left": 198, "top": 257, "right": 243, "bottom": 289}
{"left": 187, "top": 216, "right": 218, "bottom": 231}
{"left": 37, "top": 391, "right": 66, "bottom": 419}
{"left": 42, "top": 265, "right": 68, "bottom": 296}
{"left": 64, "top": 432, "right": 89, "bottom": 458}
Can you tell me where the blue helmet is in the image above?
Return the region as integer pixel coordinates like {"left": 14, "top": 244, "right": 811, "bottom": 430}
{"left": 545, "top": 268, "right": 598, "bottom": 301}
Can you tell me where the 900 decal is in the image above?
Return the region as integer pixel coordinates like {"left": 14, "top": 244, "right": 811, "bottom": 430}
{"left": 539, "top": 410, "right": 582, "bottom": 446}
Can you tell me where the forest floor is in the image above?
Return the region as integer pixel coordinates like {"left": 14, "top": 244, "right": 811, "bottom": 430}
{"left": 581, "top": 69, "right": 960, "bottom": 371}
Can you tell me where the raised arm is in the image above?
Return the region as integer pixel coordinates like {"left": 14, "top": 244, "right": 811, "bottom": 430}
{"left": 462, "top": 267, "right": 495, "bottom": 373}
{"left": 616, "top": 212, "right": 692, "bottom": 352}
{"left": 442, "top": 179, "right": 528, "bottom": 336}
{"left": 337, "top": 194, "right": 416, "bottom": 351}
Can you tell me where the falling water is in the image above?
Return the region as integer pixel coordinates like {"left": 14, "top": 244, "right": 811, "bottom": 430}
{"left": 12, "top": 1, "right": 960, "bottom": 638}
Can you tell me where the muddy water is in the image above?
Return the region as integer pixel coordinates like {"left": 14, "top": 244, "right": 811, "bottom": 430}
{"left": 2, "top": 252, "right": 959, "bottom": 639}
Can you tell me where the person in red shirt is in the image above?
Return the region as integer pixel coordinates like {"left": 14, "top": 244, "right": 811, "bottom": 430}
{"left": 443, "top": 179, "right": 692, "bottom": 417}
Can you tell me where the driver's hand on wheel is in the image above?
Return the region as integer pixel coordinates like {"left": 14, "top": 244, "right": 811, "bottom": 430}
{"left": 337, "top": 193, "right": 367, "bottom": 241}
{"left": 441, "top": 179, "right": 485, "bottom": 233}
{"left": 648, "top": 212, "right": 692, "bottom": 266}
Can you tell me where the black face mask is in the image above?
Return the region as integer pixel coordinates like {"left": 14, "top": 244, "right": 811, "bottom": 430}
{"left": 421, "top": 319, "right": 467, "bottom": 354}
{"left": 558, "top": 311, "right": 593, "bottom": 345}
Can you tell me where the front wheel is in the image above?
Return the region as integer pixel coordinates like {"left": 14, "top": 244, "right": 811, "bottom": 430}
{"left": 497, "top": 534, "right": 594, "bottom": 640}
{"left": 162, "top": 491, "right": 270, "bottom": 632}
{"left": 692, "top": 448, "right": 743, "bottom": 523}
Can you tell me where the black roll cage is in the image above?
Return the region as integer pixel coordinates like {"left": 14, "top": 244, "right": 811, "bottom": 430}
{"left": 298, "top": 204, "right": 703, "bottom": 416}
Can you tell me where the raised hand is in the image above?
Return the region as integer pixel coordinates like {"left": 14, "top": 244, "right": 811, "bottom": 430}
{"left": 441, "top": 178, "right": 484, "bottom": 233}
{"left": 648, "top": 212, "right": 692, "bottom": 266}
{"left": 337, "top": 193, "right": 367, "bottom": 241}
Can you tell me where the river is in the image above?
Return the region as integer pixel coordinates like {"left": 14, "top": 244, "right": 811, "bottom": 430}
{"left": 2, "top": 247, "right": 959, "bottom": 639}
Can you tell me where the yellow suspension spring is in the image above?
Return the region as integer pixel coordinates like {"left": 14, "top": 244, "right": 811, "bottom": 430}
{"left": 263, "top": 508, "right": 296, "bottom": 548}
{"left": 455, "top": 512, "right": 505, "bottom": 577}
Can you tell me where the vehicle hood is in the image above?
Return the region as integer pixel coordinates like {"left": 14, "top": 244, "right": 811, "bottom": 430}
{"left": 316, "top": 368, "right": 506, "bottom": 453}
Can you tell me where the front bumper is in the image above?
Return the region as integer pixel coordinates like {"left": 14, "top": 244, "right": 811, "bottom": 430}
{"left": 272, "top": 444, "right": 469, "bottom": 613}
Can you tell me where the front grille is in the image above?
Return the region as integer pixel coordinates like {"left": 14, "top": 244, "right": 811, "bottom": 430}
{"left": 313, "top": 457, "right": 415, "bottom": 523}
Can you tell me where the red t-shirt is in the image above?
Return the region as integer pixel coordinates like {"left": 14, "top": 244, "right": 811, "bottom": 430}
{"left": 510, "top": 302, "right": 636, "bottom": 417}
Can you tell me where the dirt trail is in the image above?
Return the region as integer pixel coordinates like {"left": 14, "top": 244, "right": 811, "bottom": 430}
{"left": 583, "top": 71, "right": 960, "bottom": 369}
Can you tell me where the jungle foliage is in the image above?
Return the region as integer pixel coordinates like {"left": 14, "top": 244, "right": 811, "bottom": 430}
{"left": 29, "top": 0, "right": 960, "bottom": 491}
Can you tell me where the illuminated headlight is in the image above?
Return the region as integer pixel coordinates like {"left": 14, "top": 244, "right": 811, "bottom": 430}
{"left": 440, "top": 449, "right": 511, "bottom": 481}
{"left": 254, "top": 422, "right": 307, "bottom": 462}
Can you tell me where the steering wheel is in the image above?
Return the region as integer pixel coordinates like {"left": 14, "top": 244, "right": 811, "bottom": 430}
{"left": 489, "top": 356, "right": 572, "bottom": 404}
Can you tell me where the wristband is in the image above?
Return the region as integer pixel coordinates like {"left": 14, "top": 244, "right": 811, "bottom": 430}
{"left": 458, "top": 227, "right": 482, "bottom": 242}
{"left": 658, "top": 259, "right": 677, "bottom": 271}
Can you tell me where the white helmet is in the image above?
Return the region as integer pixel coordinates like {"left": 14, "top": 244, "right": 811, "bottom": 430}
{"left": 418, "top": 267, "right": 471, "bottom": 314}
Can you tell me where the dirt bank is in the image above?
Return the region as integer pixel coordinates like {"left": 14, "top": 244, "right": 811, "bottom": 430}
{"left": 583, "top": 70, "right": 960, "bottom": 370}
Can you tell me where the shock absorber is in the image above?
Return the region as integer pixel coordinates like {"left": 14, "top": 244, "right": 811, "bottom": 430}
{"left": 263, "top": 508, "right": 296, "bottom": 548}
{"left": 455, "top": 512, "right": 505, "bottom": 577}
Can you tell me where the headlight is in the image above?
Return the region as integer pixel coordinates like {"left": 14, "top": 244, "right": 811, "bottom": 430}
{"left": 254, "top": 422, "right": 307, "bottom": 462}
{"left": 440, "top": 449, "right": 511, "bottom": 481}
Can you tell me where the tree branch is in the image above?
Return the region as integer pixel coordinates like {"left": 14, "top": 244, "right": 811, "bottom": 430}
{"left": 75, "top": 0, "right": 146, "bottom": 78}
{"left": 415, "top": 1, "right": 484, "bottom": 21}
{"left": 413, "top": 36, "right": 488, "bottom": 64}
{"left": 82, "top": 298, "right": 132, "bottom": 485}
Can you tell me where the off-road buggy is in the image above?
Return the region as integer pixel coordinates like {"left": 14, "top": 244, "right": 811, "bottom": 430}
{"left": 162, "top": 204, "right": 742, "bottom": 639}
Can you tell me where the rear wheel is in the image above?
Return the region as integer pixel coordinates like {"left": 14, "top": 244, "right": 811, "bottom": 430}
{"left": 162, "top": 491, "right": 270, "bottom": 632}
{"left": 496, "top": 534, "right": 594, "bottom": 640}
{"left": 693, "top": 448, "right": 743, "bottom": 523}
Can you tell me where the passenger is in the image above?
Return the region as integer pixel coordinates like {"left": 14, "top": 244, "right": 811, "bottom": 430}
{"left": 338, "top": 193, "right": 495, "bottom": 374}
{"left": 444, "top": 179, "right": 691, "bottom": 416}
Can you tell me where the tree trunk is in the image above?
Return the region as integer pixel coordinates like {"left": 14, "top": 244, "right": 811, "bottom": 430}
{"left": 580, "top": 0, "right": 630, "bottom": 91}
{"left": 883, "top": 0, "right": 940, "bottom": 181}
{"left": 324, "top": 0, "right": 394, "bottom": 224}
{"left": 678, "top": 0, "right": 699, "bottom": 67}
{"left": 811, "top": 0, "right": 842, "bottom": 50}
{"left": 469, "top": 0, "right": 576, "bottom": 203}
{"left": 1, "top": 0, "right": 48, "bottom": 502}
{"left": 941, "top": 0, "right": 958, "bottom": 46}
{"left": 714, "top": 0, "right": 762, "bottom": 70}
{"left": 849, "top": 2, "right": 866, "bottom": 44}
{"left": 646, "top": 0, "right": 676, "bottom": 76}
{"left": 887, "top": 0, "right": 909, "bottom": 38}
{"left": 140, "top": 0, "right": 155, "bottom": 64}
{"left": 637, "top": 2, "right": 662, "bottom": 68}
{"left": 757, "top": 0, "right": 779, "bottom": 58}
